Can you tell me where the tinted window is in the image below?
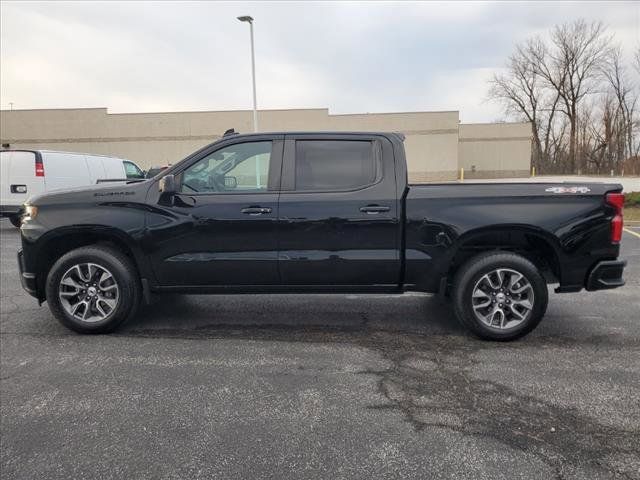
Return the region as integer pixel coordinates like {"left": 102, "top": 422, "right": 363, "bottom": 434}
{"left": 181, "top": 141, "right": 272, "bottom": 193}
{"left": 295, "top": 140, "right": 377, "bottom": 191}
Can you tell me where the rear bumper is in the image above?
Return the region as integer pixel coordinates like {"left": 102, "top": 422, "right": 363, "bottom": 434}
{"left": 17, "top": 249, "right": 38, "bottom": 298}
{"left": 585, "top": 260, "right": 626, "bottom": 291}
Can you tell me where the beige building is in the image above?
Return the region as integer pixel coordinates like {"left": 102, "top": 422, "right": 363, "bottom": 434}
{"left": 0, "top": 107, "right": 531, "bottom": 181}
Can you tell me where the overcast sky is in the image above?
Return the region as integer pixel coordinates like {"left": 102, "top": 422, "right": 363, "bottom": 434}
{"left": 1, "top": 1, "right": 638, "bottom": 122}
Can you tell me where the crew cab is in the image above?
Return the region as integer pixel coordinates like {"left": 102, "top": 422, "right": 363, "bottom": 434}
{"left": 17, "top": 131, "right": 627, "bottom": 340}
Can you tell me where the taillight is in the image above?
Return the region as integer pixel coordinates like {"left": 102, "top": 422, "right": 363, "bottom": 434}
{"left": 606, "top": 192, "right": 624, "bottom": 244}
{"left": 35, "top": 157, "right": 45, "bottom": 177}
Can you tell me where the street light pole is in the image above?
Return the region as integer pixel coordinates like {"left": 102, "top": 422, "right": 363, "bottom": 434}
{"left": 237, "top": 15, "right": 258, "bottom": 133}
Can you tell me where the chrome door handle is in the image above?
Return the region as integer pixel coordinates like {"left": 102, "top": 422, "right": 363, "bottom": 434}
{"left": 360, "top": 205, "right": 390, "bottom": 214}
{"left": 241, "top": 206, "right": 272, "bottom": 215}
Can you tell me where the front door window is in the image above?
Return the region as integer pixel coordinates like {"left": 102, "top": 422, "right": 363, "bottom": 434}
{"left": 181, "top": 141, "right": 272, "bottom": 193}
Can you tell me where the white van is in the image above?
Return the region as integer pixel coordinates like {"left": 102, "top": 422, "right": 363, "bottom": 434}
{"left": 1, "top": 150, "right": 145, "bottom": 226}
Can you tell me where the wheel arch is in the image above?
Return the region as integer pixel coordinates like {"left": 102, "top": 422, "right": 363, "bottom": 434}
{"left": 446, "top": 225, "right": 563, "bottom": 286}
{"left": 32, "top": 226, "right": 150, "bottom": 300}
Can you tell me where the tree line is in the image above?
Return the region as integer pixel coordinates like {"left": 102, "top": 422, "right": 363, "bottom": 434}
{"left": 488, "top": 19, "right": 639, "bottom": 176}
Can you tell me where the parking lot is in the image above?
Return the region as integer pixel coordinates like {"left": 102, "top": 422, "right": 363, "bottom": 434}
{"left": 0, "top": 219, "right": 638, "bottom": 480}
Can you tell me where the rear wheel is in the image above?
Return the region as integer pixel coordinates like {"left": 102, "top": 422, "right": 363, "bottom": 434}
{"left": 45, "top": 246, "right": 141, "bottom": 333}
{"left": 452, "top": 251, "right": 548, "bottom": 341}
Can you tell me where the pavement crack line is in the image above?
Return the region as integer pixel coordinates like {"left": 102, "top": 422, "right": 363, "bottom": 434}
{"left": 353, "top": 331, "right": 639, "bottom": 480}
{"left": 2, "top": 314, "right": 639, "bottom": 478}
{"left": 116, "top": 321, "right": 637, "bottom": 478}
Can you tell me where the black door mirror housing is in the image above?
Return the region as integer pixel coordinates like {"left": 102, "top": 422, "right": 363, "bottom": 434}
{"left": 159, "top": 174, "right": 176, "bottom": 194}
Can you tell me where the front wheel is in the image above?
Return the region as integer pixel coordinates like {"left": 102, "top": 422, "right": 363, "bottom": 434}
{"left": 9, "top": 215, "right": 21, "bottom": 228}
{"left": 452, "top": 252, "right": 548, "bottom": 341}
{"left": 45, "top": 246, "right": 141, "bottom": 333}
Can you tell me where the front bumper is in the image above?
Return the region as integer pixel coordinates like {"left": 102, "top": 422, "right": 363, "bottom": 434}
{"left": 17, "top": 249, "right": 38, "bottom": 298}
{"left": 586, "top": 259, "right": 627, "bottom": 291}
{"left": 1, "top": 205, "right": 22, "bottom": 217}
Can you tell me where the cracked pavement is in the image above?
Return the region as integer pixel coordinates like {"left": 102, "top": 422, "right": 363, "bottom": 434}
{"left": 1, "top": 219, "right": 639, "bottom": 479}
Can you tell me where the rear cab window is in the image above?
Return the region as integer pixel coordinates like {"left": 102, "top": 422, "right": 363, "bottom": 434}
{"left": 292, "top": 140, "right": 381, "bottom": 192}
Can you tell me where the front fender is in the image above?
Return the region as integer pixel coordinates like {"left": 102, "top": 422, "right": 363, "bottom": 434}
{"left": 20, "top": 201, "right": 153, "bottom": 299}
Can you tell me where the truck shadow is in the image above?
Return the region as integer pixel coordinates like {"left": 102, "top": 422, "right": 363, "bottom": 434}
{"left": 121, "top": 292, "right": 636, "bottom": 349}
{"left": 123, "top": 292, "right": 464, "bottom": 338}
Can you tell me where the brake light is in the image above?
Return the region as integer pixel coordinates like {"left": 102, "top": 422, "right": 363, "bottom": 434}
{"left": 606, "top": 192, "right": 624, "bottom": 244}
{"left": 35, "top": 157, "right": 45, "bottom": 177}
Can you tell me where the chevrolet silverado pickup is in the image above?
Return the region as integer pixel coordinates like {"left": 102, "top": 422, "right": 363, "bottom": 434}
{"left": 16, "top": 131, "right": 627, "bottom": 340}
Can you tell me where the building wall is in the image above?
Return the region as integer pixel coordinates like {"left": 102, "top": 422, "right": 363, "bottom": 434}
{"left": 1, "top": 108, "right": 530, "bottom": 181}
{"left": 326, "top": 111, "right": 460, "bottom": 180}
{"left": 458, "top": 122, "right": 532, "bottom": 178}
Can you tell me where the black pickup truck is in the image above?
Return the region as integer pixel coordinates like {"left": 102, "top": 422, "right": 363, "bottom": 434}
{"left": 17, "top": 131, "right": 626, "bottom": 340}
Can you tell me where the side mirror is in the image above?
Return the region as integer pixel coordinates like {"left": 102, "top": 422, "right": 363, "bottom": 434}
{"left": 224, "top": 176, "right": 238, "bottom": 189}
{"left": 159, "top": 174, "right": 176, "bottom": 194}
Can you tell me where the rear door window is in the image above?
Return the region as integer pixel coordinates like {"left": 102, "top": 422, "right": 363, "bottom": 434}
{"left": 294, "top": 140, "right": 379, "bottom": 191}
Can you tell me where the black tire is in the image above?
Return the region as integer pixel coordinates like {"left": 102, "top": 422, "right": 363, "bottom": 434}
{"left": 452, "top": 251, "right": 548, "bottom": 341}
{"left": 9, "top": 215, "right": 21, "bottom": 228}
{"left": 45, "top": 245, "right": 141, "bottom": 333}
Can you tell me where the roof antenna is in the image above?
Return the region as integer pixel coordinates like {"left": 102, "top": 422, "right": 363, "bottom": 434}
{"left": 223, "top": 128, "right": 238, "bottom": 137}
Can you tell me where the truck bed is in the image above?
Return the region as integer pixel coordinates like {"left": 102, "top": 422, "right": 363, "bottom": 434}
{"left": 402, "top": 181, "right": 622, "bottom": 293}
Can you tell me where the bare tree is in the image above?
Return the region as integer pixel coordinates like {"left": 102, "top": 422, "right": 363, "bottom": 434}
{"left": 488, "top": 42, "right": 559, "bottom": 172}
{"left": 549, "top": 119, "right": 568, "bottom": 171}
{"left": 488, "top": 19, "right": 640, "bottom": 176}
{"left": 603, "top": 46, "right": 638, "bottom": 163}
{"left": 529, "top": 20, "right": 612, "bottom": 172}
{"left": 581, "top": 98, "right": 613, "bottom": 173}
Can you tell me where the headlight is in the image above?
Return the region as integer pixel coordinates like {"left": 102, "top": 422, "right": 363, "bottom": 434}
{"left": 24, "top": 205, "right": 38, "bottom": 221}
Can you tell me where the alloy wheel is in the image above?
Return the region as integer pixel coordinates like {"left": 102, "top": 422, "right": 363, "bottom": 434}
{"left": 471, "top": 268, "right": 534, "bottom": 330}
{"left": 58, "top": 263, "right": 120, "bottom": 323}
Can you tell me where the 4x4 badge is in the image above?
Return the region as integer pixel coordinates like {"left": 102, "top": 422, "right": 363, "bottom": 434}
{"left": 545, "top": 186, "right": 591, "bottom": 194}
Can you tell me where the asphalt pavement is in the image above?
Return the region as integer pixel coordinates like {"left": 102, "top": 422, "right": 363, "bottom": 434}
{"left": 1, "top": 219, "right": 639, "bottom": 480}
